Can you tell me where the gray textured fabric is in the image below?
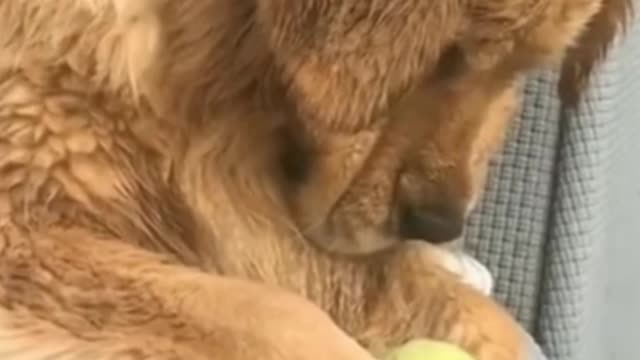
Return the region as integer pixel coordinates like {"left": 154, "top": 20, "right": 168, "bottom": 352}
{"left": 465, "top": 70, "right": 561, "bottom": 331}
{"left": 584, "top": 15, "right": 640, "bottom": 360}
{"left": 463, "top": 14, "right": 640, "bottom": 360}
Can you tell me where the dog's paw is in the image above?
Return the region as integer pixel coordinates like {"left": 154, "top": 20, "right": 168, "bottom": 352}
{"left": 451, "top": 252, "right": 494, "bottom": 296}
{"left": 404, "top": 241, "right": 494, "bottom": 296}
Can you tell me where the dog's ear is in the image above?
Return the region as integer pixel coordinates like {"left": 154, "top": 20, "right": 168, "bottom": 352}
{"left": 256, "top": 0, "right": 465, "bottom": 132}
{"left": 558, "top": 0, "right": 634, "bottom": 108}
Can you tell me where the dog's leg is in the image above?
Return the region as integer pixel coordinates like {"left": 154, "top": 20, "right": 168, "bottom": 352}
{"left": 290, "top": 244, "right": 527, "bottom": 360}
{"left": 0, "top": 308, "right": 213, "bottom": 360}
{"left": 0, "top": 224, "right": 376, "bottom": 360}
{"left": 205, "top": 222, "right": 526, "bottom": 359}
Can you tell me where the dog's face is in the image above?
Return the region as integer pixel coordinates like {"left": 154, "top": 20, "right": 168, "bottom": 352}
{"left": 286, "top": 61, "right": 522, "bottom": 254}
{"left": 264, "top": 0, "right": 633, "bottom": 254}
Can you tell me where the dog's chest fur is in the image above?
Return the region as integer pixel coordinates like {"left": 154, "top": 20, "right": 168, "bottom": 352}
{"left": 0, "top": 66, "right": 204, "bottom": 264}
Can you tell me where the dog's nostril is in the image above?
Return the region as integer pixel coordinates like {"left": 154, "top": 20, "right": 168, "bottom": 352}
{"left": 398, "top": 206, "right": 464, "bottom": 243}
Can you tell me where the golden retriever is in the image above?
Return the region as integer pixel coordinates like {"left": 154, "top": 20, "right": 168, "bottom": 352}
{"left": 0, "top": 0, "right": 632, "bottom": 359}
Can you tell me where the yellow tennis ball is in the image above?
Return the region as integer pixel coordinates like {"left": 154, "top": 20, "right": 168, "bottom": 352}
{"left": 382, "top": 339, "right": 475, "bottom": 360}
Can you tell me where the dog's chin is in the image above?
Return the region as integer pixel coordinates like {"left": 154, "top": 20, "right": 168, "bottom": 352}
{"left": 304, "top": 226, "right": 400, "bottom": 256}
{"left": 304, "top": 226, "right": 467, "bottom": 257}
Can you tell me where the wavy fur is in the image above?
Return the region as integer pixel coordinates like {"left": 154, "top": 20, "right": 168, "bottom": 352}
{"left": 559, "top": 0, "right": 635, "bottom": 107}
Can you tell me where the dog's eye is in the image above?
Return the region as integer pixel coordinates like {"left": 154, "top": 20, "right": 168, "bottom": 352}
{"left": 279, "top": 127, "right": 313, "bottom": 186}
{"left": 431, "top": 45, "right": 467, "bottom": 83}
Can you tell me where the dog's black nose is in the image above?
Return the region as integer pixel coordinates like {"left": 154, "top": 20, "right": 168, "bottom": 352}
{"left": 398, "top": 205, "right": 464, "bottom": 243}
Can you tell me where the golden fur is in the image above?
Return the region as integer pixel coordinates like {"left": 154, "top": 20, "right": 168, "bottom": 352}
{"left": 0, "top": 0, "right": 632, "bottom": 359}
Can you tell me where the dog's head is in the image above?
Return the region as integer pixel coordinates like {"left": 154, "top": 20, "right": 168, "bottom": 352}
{"left": 260, "top": 0, "right": 633, "bottom": 254}
{"left": 281, "top": 64, "right": 523, "bottom": 254}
